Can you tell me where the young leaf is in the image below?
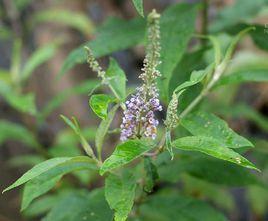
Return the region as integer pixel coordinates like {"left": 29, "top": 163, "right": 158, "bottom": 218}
{"left": 100, "top": 140, "right": 154, "bottom": 175}
{"left": 106, "top": 58, "right": 127, "bottom": 101}
{"left": 89, "top": 94, "right": 115, "bottom": 119}
{"left": 95, "top": 104, "right": 119, "bottom": 159}
{"left": 21, "top": 42, "right": 58, "bottom": 83}
{"left": 59, "top": 17, "right": 146, "bottom": 77}
{"left": 31, "top": 9, "right": 95, "bottom": 36}
{"left": 172, "top": 136, "right": 259, "bottom": 171}
{"left": 0, "top": 120, "right": 39, "bottom": 149}
{"left": 132, "top": 0, "right": 144, "bottom": 17}
{"left": 105, "top": 172, "right": 137, "bottom": 221}
{"left": 174, "top": 63, "right": 214, "bottom": 93}
{"left": 144, "top": 157, "right": 159, "bottom": 193}
{"left": 158, "top": 3, "right": 197, "bottom": 101}
{"left": 3, "top": 156, "right": 96, "bottom": 193}
{"left": 180, "top": 111, "right": 253, "bottom": 148}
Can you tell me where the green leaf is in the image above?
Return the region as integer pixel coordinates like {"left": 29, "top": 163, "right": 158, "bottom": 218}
{"left": 216, "top": 69, "right": 268, "bottom": 86}
{"left": 31, "top": 9, "right": 94, "bottom": 36}
{"left": 172, "top": 136, "right": 259, "bottom": 171}
{"left": 43, "top": 189, "right": 113, "bottom": 221}
{"left": 140, "top": 193, "right": 227, "bottom": 221}
{"left": 181, "top": 111, "right": 253, "bottom": 148}
{"left": 144, "top": 157, "right": 159, "bottom": 193}
{"left": 250, "top": 24, "right": 268, "bottom": 51}
{"left": 89, "top": 94, "right": 115, "bottom": 119}
{"left": 59, "top": 17, "right": 145, "bottom": 77}
{"left": 21, "top": 175, "right": 61, "bottom": 211}
{"left": 95, "top": 104, "right": 119, "bottom": 159}
{"left": 100, "top": 140, "right": 154, "bottom": 175}
{"left": 0, "top": 120, "right": 39, "bottom": 148}
{"left": 21, "top": 42, "right": 57, "bottom": 83}
{"left": 3, "top": 156, "right": 96, "bottom": 193}
{"left": 106, "top": 58, "right": 127, "bottom": 101}
{"left": 132, "top": 0, "right": 144, "bottom": 17}
{"left": 105, "top": 172, "right": 137, "bottom": 221}
{"left": 21, "top": 156, "right": 97, "bottom": 211}
{"left": 158, "top": 3, "right": 197, "bottom": 101}
{"left": 0, "top": 81, "right": 36, "bottom": 114}
{"left": 174, "top": 63, "right": 214, "bottom": 93}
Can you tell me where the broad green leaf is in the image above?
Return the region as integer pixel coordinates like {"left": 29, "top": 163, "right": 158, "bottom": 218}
{"left": 89, "top": 94, "right": 115, "bottom": 119}
{"left": 21, "top": 175, "right": 61, "bottom": 211}
{"left": 250, "top": 24, "right": 268, "bottom": 51}
{"left": 3, "top": 156, "right": 96, "bottom": 193}
{"left": 140, "top": 193, "right": 227, "bottom": 221}
{"left": 0, "top": 120, "right": 39, "bottom": 148}
{"left": 172, "top": 136, "right": 258, "bottom": 171}
{"left": 95, "top": 104, "right": 119, "bottom": 158}
{"left": 144, "top": 157, "right": 159, "bottom": 193}
{"left": 100, "top": 140, "right": 154, "bottom": 175}
{"left": 158, "top": 3, "right": 197, "bottom": 101}
{"left": 216, "top": 69, "right": 268, "bottom": 86}
{"left": 21, "top": 156, "right": 97, "bottom": 211}
{"left": 31, "top": 9, "right": 94, "bottom": 36}
{"left": 0, "top": 81, "right": 36, "bottom": 114}
{"left": 105, "top": 172, "right": 136, "bottom": 221}
{"left": 43, "top": 189, "right": 113, "bottom": 221}
{"left": 132, "top": 0, "right": 144, "bottom": 17}
{"left": 59, "top": 17, "right": 145, "bottom": 77}
{"left": 174, "top": 63, "right": 214, "bottom": 93}
{"left": 106, "top": 58, "right": 127, "bottom": 101}
{"left": 39, "top": 79, "right": 100, "bottom": 122}
{"left": 181, "top": 111, "right": 253, "bottom": 148}
{"left": 21, "top": 43, "right": 57, "bottom": 82}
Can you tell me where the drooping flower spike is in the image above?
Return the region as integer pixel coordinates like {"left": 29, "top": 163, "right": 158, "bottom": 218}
{"left": 120, "top": 10, "right": 162, "bottom": 141}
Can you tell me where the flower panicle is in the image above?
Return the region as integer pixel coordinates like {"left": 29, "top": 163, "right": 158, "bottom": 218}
{"left": 120, "top": 9, "right": 162, "bottom": 141}
{"left": 164, "top": 93, "right": 179, "bottom": 130}
{"left": 84, "top": 46, "right": 106, "bottom": 80}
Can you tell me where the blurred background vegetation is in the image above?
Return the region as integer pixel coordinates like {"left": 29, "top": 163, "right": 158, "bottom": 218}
{"left": 0, "top": 0, "right": 268, "bottom": 220}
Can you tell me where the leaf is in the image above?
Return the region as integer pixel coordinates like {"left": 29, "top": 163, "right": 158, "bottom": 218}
{"left": 0, "top": 120, "right": 39, "bottom": 148}
{"left": 216, "top": 69, "right": 268, "bottom": 87}
{"left": 158, "top": 3, "right": 197, "bottom": 101}
{"left": 43, "top": 189, "right": 113, "bottom": 221}
{"left": 21, "top": 42, "right": 57, "bottom": 83}
{"left": 144, "top": 157, "right": 159, "bottom": 193}
{"left": 173, "top": 63, "right": 214, "bottom": 93}
{"left": 105, "top": 172, "right": 137, "bottom": 221}
{"left": 100, "top": 140, "right": 154, "bottom": 175}
{"left": 172, "top": 136, "right": 259, "bottom": 171}
{"left": 140, "top": 193, "right": 227, "bottom": 221}
{"left": 31, "top": 9, "right": 94, "bottom": 36}
{"left": 181, "top": 111, "right": 253, "bottom": 148}
{"left": 89, "top": 94, "right": 115, "bottom": 119}
{"left": 21, "top": 156, "right": 97, "bottom": 211}
{"left": 95, "top": 104, "right": 119, "bottom": 159}
{"left": 21, "top": 175, "right": 61, "bottom": 211}
{"left": 132, "top": 0, "right": 144, "bottom": 17}
{"left": 250, "top": 24, "right": 268, "bottom": 51}
{"left": 106, "top": 58, "right": 127, "bottom": 101}
{"left": 0, "top": 81, "right": 36, "bottom": 114}
{"left": 8, "top": 155, "right": 45, "bottom": 167}
{"left": 3, "top": 156, "right": 96, "bottom": 193}
{"left": 59, "top": 17, "right": 145, "bottom": 77}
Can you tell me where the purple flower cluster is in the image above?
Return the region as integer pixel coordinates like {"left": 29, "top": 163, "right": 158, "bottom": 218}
{"left": 120, "top": 85, "right": 162, "bottom": 141}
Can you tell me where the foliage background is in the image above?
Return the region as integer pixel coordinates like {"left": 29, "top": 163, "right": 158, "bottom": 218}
{"left": 0, "top": 0, "right": 268, "bottom": 220}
